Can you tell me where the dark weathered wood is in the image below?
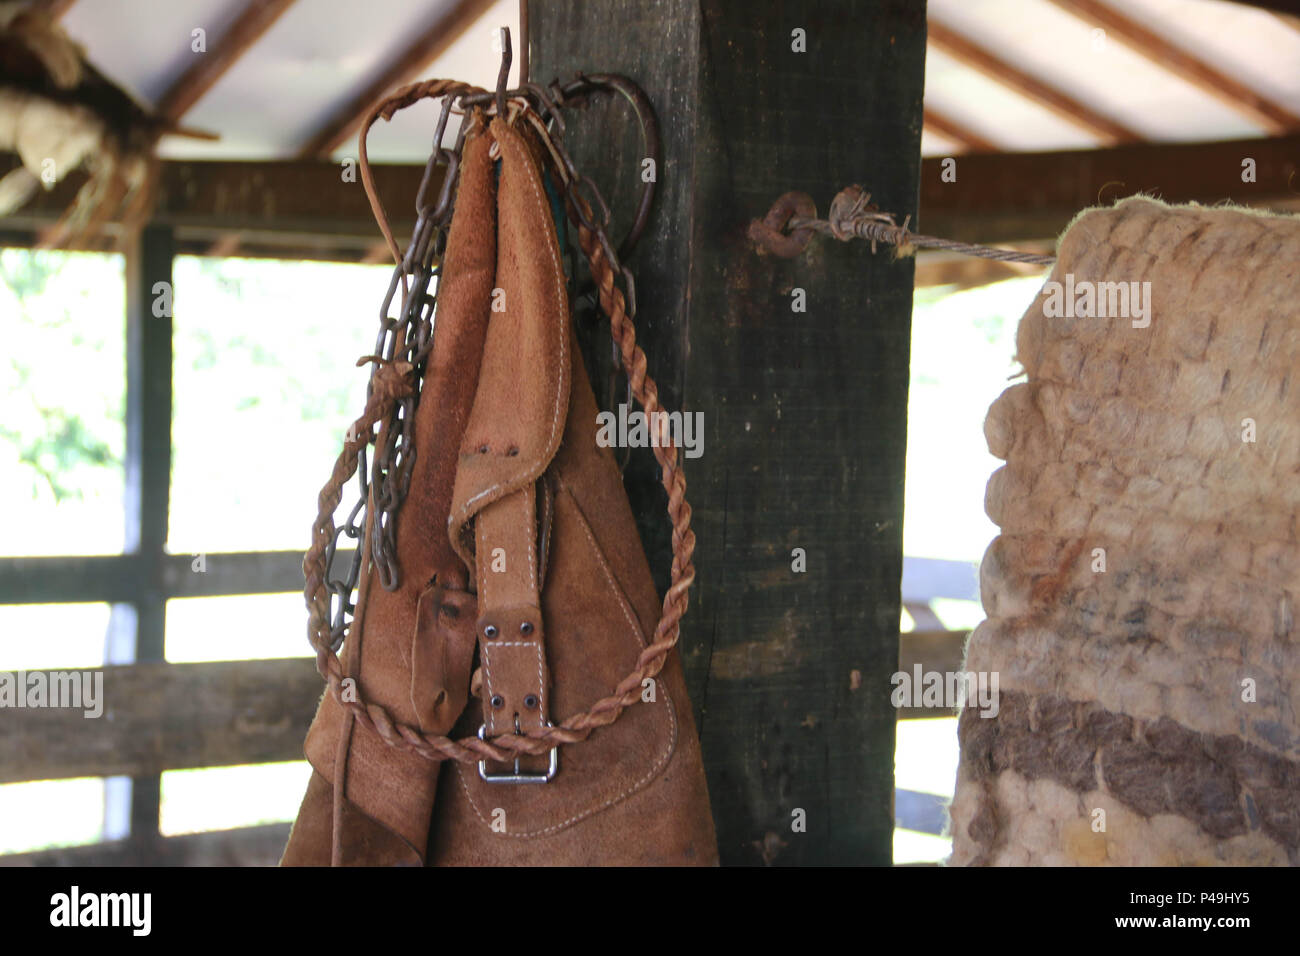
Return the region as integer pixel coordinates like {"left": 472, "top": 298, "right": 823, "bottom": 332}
{"left": 0, "top": 823, "right": 291, "bottom": 867}
{"left": 0, "top": 659, "right": 321, "bottom": 784}
{"left": 534, "top": 0, "right": 924, "bottom": 866}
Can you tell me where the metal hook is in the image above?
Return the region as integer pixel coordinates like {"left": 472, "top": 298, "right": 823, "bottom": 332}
{"left": 548, "top": 73, "right": 660, "bottom": 261}
{"left": 495, "top": 27, "right": 512, "bottom": 119}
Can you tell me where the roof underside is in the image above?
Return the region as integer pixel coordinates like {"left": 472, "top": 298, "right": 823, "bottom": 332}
{"left": 50, "top": 0, "right": 1300, "bottom": 163}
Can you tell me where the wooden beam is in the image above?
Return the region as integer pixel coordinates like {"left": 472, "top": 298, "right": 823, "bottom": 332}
{"left": 919, "top": 132, "right": 1300, "bottom": 244}
{"left": 913, "top": 249, "right": 1049, "bottom": 289}
{"left": 923, "top": 107, "right": 999, "bottom": 153}
{"left": 124, "top": 225, "right": 174, "bottom": 666}
{"left": 160, "top": 549, "right": 337, "bottom": 598}
{"left": 0, "top": 550, "right": 350, "bottom": 603}
{"left": 534, "top": 0, "right": 924, "bottom": 867}
{"left": 927, "top": 18, "right": 1142, "bottom": 145}
{"left": 0, "top": 823, "right": 291, "bottom": 866}
{"left": 360, "top": 240, "right": 393, "bottom": 264}
{"left": 295, "top": 0, "right": 497, "bottom": 159}
{"left": 3, "top": 158, "right": 431, "bottom": 243}
{"left": 154, "top": 0, "right": 297, "bottom": 123}
{"left": 0, "top": 630, "right": 959, "bottom": 789}
{"left": 1047, "top": 0, "right": 1300, "bottom": 134}
{"left": 0, "top": 658, "right": 320, "bottom": 784}
{"left": 203, "top": 233, "right": 243, "bottom": 258}
{"left": 4, "top": 132, "right": 1293, "bottom": 255}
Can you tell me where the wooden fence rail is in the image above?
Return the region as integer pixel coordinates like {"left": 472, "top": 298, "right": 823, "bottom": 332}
{"left": 0, "top": 658, "right": 322, "bottom": 784}
{"left": 0, "top": 631, "right": 967, "bottom": 786}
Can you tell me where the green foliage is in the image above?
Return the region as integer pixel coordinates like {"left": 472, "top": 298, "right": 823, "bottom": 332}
{"left": 0, "top": 249, "right": 125, "bottom": 503}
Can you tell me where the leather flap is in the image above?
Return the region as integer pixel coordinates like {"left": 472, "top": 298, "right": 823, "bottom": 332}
{"left": 448, "top": 117, "right": 571, "bottom": 569}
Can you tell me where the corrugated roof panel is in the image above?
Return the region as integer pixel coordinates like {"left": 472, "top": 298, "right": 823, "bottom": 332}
{"left": 40, "top": 0, "right": 1300, "bottom": 164}
{"left": 924, "top": 47, "right": 1102, "bottom": 152}
{"left": 61, "top": 0, "right": 243, "bottom": 108}
{"left": 334, "top": 1, "right": 516, "bottom": 164}
{"left": 928, "top": 0, "right": 1269, "bottom": 143}
{"left": 1118, "top": 0, "right": 1300, "bottom": 111}
{"left": 153, "top": 0, "right": 511, "bottom": 160}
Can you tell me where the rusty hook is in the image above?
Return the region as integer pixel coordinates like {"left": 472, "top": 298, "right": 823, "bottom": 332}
{"left": 748, "top": 191, "right": 818, "bottom": 258}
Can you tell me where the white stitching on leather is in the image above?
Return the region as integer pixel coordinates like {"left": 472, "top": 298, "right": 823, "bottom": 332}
{"left": 451, "top": 126, "right": 568, "bottom": 526}
{"left": 526, "top": 487, "right": 537, "bottom": 593}
{"left": 481, "top": 640, "right": 546, "bottom": 731}
{"left": 456, "top": 487, "right": 677, "bottom": 838}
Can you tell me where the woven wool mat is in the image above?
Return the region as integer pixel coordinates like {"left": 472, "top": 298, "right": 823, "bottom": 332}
{"left": 949, "top": 197, "right": 1300, "bottom": 866}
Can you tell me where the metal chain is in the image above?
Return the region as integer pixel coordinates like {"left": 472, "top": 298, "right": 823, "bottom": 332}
{"left": 320, "top": 91, "right": 478, "bottom": 647}
{"left": 304, "top": 70, "right": 695, "bottom": 764}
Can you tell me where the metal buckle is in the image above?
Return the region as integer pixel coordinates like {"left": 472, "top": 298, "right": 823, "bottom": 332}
{"left": 477, "top": 722, "right": 558, "bottom": 784}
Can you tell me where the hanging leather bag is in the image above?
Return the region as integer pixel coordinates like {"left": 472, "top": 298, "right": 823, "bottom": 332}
{"left": 281, "top": 78, "right": 717, "bottom": 867}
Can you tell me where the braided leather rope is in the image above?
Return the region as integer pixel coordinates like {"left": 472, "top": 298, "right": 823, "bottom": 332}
{"left": 301, "top": 80, "right": 695, "bottom": 765}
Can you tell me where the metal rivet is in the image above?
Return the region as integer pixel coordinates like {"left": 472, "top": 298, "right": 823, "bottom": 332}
{"left": 484, "top": 624, "right": 498, "bottom": 639}
{"left": 490, "top": 695, "right": 504, "bottom": 709}
{"left": 523, "top": 694, "right": 539, "bottom": 709}
{"left": 520, "top": 621, "right": 534, "bottom": 636}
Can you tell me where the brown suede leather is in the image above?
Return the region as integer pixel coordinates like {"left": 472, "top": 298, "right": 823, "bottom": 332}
{"left": 283, "top": 115, "right": 717, "bottom": 866}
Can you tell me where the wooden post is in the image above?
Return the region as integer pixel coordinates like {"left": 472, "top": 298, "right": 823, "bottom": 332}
{"left": 123, "top": 223, "right": 176, "bottom": 844}
{"left": 531, "top": 0, "right": 925, "bottom": 864}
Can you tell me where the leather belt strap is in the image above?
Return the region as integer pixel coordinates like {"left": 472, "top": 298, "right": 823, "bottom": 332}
{"left": 474, "top": 483, "right": 550, "bottom": 738}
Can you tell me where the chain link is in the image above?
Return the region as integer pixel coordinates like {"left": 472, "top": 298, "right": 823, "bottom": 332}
{"left": 319, "top": 75, "right": 659, "bottom": 708}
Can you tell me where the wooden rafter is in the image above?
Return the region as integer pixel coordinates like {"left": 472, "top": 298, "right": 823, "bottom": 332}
{"left": 1047, "top": 0, "right": 1300, "bottom": 134}
{"left": 922, "top": 107, "right": 999, "bottom": 153}
{"left": 295, "top": 0, "right": 497, "bottom": 160}
{"left": 927, "top": 18, "right": 1142, "bottom": 145}
{"left": 154, "top": 0, "right": 297, "bottom": 123}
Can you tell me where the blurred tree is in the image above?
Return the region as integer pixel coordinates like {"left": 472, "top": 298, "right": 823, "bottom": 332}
{"left": 0, "top": 248, "right": 124, "bottom": 502}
